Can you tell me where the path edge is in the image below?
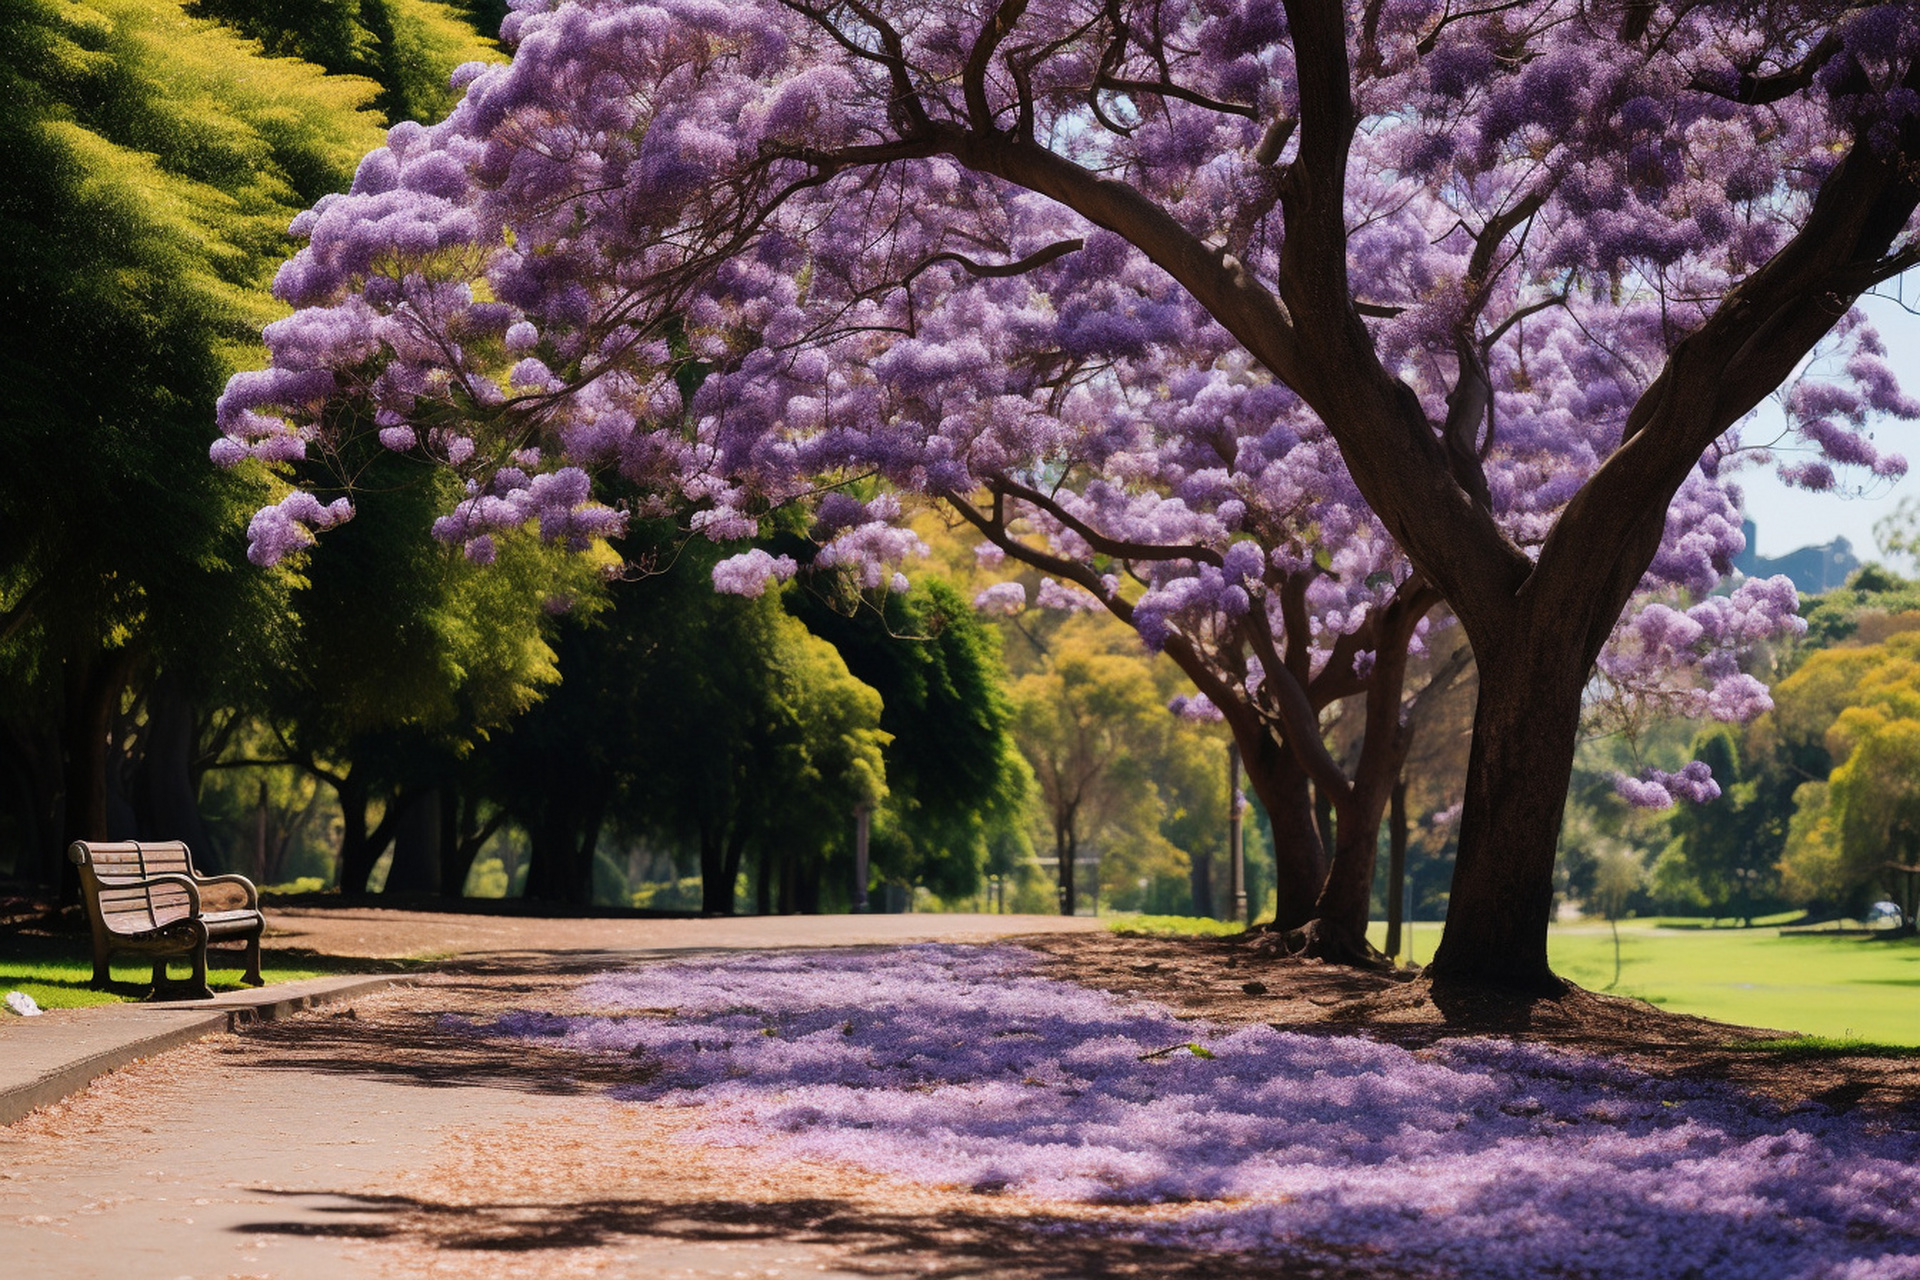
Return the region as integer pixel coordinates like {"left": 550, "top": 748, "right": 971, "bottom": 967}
{"left": 1, "top": 974, "right": 398, "bottom": 1126}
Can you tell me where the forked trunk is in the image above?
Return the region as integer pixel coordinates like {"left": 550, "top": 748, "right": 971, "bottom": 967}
{"left": 336, "top": 775, "right": 379, "bottom": 893}
{"left": 1428, "top": 649, "right": 1586, "bottom": 991}
{"left": 1302, "top": 779, "right": 1395, "bottom": 966}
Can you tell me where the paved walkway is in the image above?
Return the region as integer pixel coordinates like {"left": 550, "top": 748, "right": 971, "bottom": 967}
{"left": 0, "top": 912, "right": 1129, "bottom": 1280}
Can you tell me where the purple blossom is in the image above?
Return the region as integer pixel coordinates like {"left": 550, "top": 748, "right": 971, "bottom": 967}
{"left": 245, "top": 492, "right": 354, "bottom": 566}
{"left": 711, "top": 548, "right": 798, "bottom": 596}
{"left": 972, "top": 581, "right": 1027, "bottom": 614}
{"left": 1617, "top": 761, "right": 1722, "bottom": 810}
{"left": 1169, "top": 694, "right": 1224, "bottom": 722}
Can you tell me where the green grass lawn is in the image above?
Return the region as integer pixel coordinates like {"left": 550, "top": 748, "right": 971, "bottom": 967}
{"left": 1368, "top": 918, "right": 1920, "bottom": 1046}
{"left": 1113, "top": 914, "right": 1920, "bottom": 1046}
{"left": 0, "top": 932, "right": 373, "bottom": 1009}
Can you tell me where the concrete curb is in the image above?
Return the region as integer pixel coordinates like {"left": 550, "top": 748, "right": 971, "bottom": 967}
{"left": 0, "top": 973, "right": 399, "bottom": 1126}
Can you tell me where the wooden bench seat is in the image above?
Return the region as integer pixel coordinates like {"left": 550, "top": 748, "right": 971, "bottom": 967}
{"left": 68, "top": 840, "right": 265, "bottom": 999}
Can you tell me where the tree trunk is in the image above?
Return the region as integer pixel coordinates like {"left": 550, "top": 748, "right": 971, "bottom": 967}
{"left": 718, "top": 824, "right": 746, "bottom": 914}
{"left": 754, "top": 838, "right": 773, "bottom": 914}
{"left": 1057, "top": 812, "right": 1076, "bottom": 916}
{"left": 385, "top": 789, "right": 442, "bottom": 894}
{"left": 336, "top": 774, "right": 402, "bottom": 895}
{"left": 1189, "top": 835, "right": 1214, "bottom": 920}
{"left": 440, "top": 789, "right": 505, "bottom": 899}
{"left": 796, "top": 848, "right": 821, "bottom": 914}
{"left": 130, "top": 671, "right": 213, "bottom": 860}
{"left": 1299, "top": 781, "right": 1393, "bottom": 965}
{"left": 523, "top": 812, "right": 574, "bottom": 903}
{"left": 1428, "top": 649, "right": 1587, "bottom": 991}
{"left": 700, "top": 822, "right": 734, "bottom": 914}
{"left": 4, "top": 718, "right": 63, "bottom": 889}
{"left": 1314, "top": 786, "right": 1335, "bottom": 872}
{"left": 574, "top": 804, "right": 604, "bottom": 904}
{"left": 1384, "top": 777, "right": 1408, "bottom": 959}
{"left": 62, "top": 650, "right": 131, "bottom": 850}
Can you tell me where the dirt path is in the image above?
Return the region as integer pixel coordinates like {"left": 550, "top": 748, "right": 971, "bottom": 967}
{"left": 9, "top": 909, "right": 1918, "bottom": 1279}
{"left": 258, "top": 904, "right": 1104, "bottom": 962}
{"left": 8, "top": 913, "right": 1359, "bottom": 1280}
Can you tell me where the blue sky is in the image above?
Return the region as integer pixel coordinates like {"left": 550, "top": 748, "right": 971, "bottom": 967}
{"left": 1734, "top": 290, "right": 1920, "bottom": 562}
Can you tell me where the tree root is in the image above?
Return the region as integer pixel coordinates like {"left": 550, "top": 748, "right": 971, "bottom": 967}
{"left": 1246, "top": 918, "right": 1397, "bottom": 972}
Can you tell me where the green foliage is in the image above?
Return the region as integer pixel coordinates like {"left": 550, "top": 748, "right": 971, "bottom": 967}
{"left": 0, "top": 0, "right": 387, "bottom": 654}
{"left": 788, "top": 576, "right": 1029, "bottom": 901}
{"left": 1770, "top": 630, "right": 1920, "bottom": 913}
{"left": 1795, "top": 565, "right": 1920, "bottom": 652}
{"left": 1010, "top": 621, "right": 1179, "bottom": 911}
{"left": 1659, "top": 725, "right": 1786, "bottom": 922}
{"left": 185, "top": 0, "right": 501, "bottom": 125}
{"left": 277, "top": 456, "right": 608, "bottom": 751}
{"left": 0, "top": 0, "right": 403, "bottom": 875}
{"left": 479, "top": 528, "right": 890, "bottom": 908}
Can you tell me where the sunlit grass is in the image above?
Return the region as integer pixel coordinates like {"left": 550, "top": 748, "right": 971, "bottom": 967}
{"left": 1369, "top": 917, "right": 1920, "bottom": 1047}
{"left": 1107, "top": 913, "right": 1246, "bottom": 938}
{"left": 0, "top": 933, "right": 378, "bottom": 1009}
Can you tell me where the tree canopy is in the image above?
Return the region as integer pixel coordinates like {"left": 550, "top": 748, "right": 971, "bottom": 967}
{"left": 219, "top": 0, "right": 1920, "bottom": 986}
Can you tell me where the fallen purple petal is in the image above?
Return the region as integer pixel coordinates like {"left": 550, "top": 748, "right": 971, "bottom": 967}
{"left": 454, "top": 945, "right": 1920, "bottom": 1279}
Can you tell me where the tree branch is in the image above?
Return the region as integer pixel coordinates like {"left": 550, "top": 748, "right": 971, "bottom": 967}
{"left": 965, "top": 0, "right": 1030, "bottom": 133}
{"left": 989, "top": 475, "right": 1224, "bottom": 566}
{"left": 1096, "top": 75, "right": 1258, "bottom": 119}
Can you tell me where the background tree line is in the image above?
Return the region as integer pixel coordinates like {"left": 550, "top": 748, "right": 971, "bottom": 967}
{"left": 1556, "top": 541, "right": 1920, "bottom": 929}
{"left": 0, "top": 0, "right": 1254, "bottom": 914}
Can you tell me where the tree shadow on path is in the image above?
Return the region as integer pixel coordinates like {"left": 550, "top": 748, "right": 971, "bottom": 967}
{"left": 235, "top": 1186, "right": 1388, "bottom": 1279}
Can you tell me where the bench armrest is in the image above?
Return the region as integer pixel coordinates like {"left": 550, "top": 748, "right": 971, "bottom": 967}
{"left": 191, "top": 873, "right": 259, "bottom": 909}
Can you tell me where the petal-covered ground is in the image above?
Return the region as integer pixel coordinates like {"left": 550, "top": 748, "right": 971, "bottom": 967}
{"left": 456, "top": 943, "right": 1920, "bottom": 1279}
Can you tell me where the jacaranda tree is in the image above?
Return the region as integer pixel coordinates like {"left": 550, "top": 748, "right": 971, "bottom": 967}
{"left": 220, "top": 0, "right": 1920, "bottom": 989}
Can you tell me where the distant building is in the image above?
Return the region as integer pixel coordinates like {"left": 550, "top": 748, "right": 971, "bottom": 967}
{"left": 1734, "top": 518, "right": 1860, "bottom": 595}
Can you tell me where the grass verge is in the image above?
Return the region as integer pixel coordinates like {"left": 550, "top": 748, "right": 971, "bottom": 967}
{"left": 0, "top": 931, "right": 416, "bottom": 1009}
{"left": 1106, "top": 914, "right": 1247, "bottom": 938}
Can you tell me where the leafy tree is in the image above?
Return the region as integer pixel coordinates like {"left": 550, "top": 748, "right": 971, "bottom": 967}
{"left": 1656, "top": 726, "right": 1784, "bottom": 924}
{"left": 262, "top": 463, "right": 605, "bottom": 893}
{"left": 184, "top": 0, "right": 500, "bottom": 125}
{"left": 1589, "top": 841, "right": 1645, "bottom": 990}
{"left": 0, "top": 0, "right": 510, "bottom": 888}
{"left": 480, "top": 529, "right": 888, "bottom": 909}
{"left": 1010, "top": 625, "right": 1168, "bottom": 915}
{"left": 1772, "top": 630, "right": 1920, "bottom": 914}
{"left": 0, "top": 0, "right": 389, "bottom": 882}
{"left": 788, "top": 576, "right": 1029, "bottom": 903}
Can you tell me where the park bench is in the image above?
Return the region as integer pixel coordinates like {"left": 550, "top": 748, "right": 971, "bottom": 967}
{"left": 67, "top": 840, "right": 265, "bottom": 999}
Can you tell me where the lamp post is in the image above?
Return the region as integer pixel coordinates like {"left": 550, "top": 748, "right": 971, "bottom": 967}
{"left": 1228, "top": 742, "right": 1247, "bottom": 925}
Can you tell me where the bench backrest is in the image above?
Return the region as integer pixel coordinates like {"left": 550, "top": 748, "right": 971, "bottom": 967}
{"left": 69, "top": 840, "right": 197, "bottom": 934}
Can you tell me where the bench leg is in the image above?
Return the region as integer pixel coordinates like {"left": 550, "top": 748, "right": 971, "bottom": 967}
{"left": 89, "top": 932, "right": 114, "bottom": 989}
{"left": 149, "top": 925, "right": 215, "bottom": 1001}
{"left": 187, "top": 925, "right": 212, "bottom": 1000}
{"left": 242, "top": 932, "right": 263, "bottom": 987}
